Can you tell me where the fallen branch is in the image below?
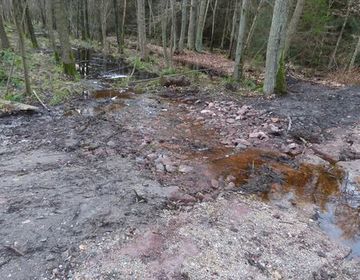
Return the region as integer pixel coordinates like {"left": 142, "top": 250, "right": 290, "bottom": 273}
{"left": 32, "top": 90, "right": 50, "bottom": 111}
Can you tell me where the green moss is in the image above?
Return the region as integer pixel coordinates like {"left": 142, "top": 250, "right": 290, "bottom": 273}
{"left": 275, "top": 51, "right": 287, "bottom": 95}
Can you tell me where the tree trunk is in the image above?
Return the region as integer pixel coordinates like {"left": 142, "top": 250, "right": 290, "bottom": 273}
{"left": 136, "top": 0, "right": 147, "bottom": 59}
{"left": 147, "top": 0, "right": 154, "bottom": 37}
{"left": 84, "top": 0, "right": 90, "bottom": 39}
{"left": 264, "top": 0, "right": 288, "bottom": 95}
{"left": 0, "top": 2, "right": 10, "bottom": 49}
{"left": 220, "top": 1, "right": 231, "bottom": 49}
{"left": 23, "top": 0, "right": 38, "bottom": 48}
{"left": 244, "top": 0, "right": 265, "bottom": 54}
{"left": 100, "top": 0, "right": 109, "bottom": 53}
{"left": 349, "top": 36, "right": 360, "bottom": 71}
{"left": 45, "top": 0, "right": 59, "bottom": 61}
{"left": 161, "top": 0, "right": 171, "bottom": 68}
{"left": 195, "top": 0, "right": 209, "bottom": 52}
{"left": 170, "top": 0, "right": 177, "bottom": 52}
{"left": 80, "top": 0, "right": 86, "bottom": 40}
{"left": 187, "top": 0, "right": 197, "bottom": 50}
{"left": 13, "top": 0, "right": 31, "bottom": 95}
{"left": 284, "top": 0, "right": 305, "bottom": 57}
{"left": 228, "top": 0, "right": 240, "bottom": 59}
{"left": 120, "top": 0, "right": 127, "bottom": 53}
{"left": 209, "top": 0, "right": 218, "bottom": 51}
{"left": 233, "top": 0, "right": 250, "bottom": 81}
{"left": 328, "top": 0, "right": 354, "bottom": 69}
{"left": 54, "top": 0, "right": 76, "bottom": 76}
{"left": 178, "top": 0, "right": 188, "bottom": 52}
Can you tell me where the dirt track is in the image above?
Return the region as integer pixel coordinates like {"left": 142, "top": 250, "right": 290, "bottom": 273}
{"left": 1, "top": 79, "right": 360, "bottom": 279}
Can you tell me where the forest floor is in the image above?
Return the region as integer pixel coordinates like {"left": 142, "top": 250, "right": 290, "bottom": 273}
{"left": 1, "top": 44, "right": 360, "bottom": 279}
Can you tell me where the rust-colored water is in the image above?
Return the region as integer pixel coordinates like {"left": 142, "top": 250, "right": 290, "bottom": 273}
{"left": 92, "top": 89, "right": 134, "bottom": 99}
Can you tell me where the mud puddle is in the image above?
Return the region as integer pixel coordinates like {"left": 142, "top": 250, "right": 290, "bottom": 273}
{"left": 75, "top": 48, "right": 157, "bottom": 80}
{"left": 193, "top": 147, "right": 360, "bottom": 257}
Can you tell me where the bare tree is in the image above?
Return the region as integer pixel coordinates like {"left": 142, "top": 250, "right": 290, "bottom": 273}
{"left": 136, "top": 0, "right": 147, "bottom": 59}
{"left": 233, "top": 0, "right": 250, "bottom": 81}
{"left": 54, "top": 0, "right": 76, "bottom": 76}
{"left": 328, "top": 0, "right": 354, "bottom": 69}
{"left": 195, "top": 0, "right": 210, "bottom": 52}
{"left": 187, "top": 0, "right": 197, "bottom": 50}
{"left": 209, "top": 0, "right": 218, "bottom": 51}
{"left": 170, "top": 0, "right": 177, "bottom": 51}
{"left": 0, "top": 0, "right": 10, "bottom": 49}
{"left": 45, "top": 0, "right": 59, "bottom": 61}
{"left": 13, "top": 0, "right": 31, "bottom": 95}
{"left": 264, "top": 0, "right": 289, "bottom": 95}
{"left": 284, "top": 0, "right": 305, "bottom": 57}
{"left": 161, "top": 0, "right": 171, "bottom": 67}
{"left": 100, "top": 0, "right": 110, "bottom": 53}
{"left": 23, "top": 0, "right": 38, "bottom": 48}
{"left": 179, "top": 0, "right": 188, "bottom": 52}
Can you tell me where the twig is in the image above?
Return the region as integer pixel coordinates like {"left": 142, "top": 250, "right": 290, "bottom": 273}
{"left": 32, "top": 90, "right": 50, "bottom": 111}
{"left": 287, "top": 115, "right": 292, "bottom": 133}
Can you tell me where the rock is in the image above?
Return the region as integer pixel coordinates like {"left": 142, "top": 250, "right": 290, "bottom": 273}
{"left": 169, "top": 190, "right": 196, "bottom": 204}
{"left": 155, "top": 163, "right": 165, "bottom": 172}
{"left": 271, "top": 117, "right": 280, "bottom": 123}
{"left": 208, "top": 102, "right": 214, "bottom": 108}
{"left": 269, "top": 124, "right": 282, "bottom": 136}
{"left": 233, "top": 139, "right": 251, "bottom": 147}
{"left": 164, "top": 164, "right": 176, "bottom": 173}
{"left": 249, "top": 131, "right": 268, "bottom": 140}
{"left": 200, "top": 109, "right": 214, "bottom": 115}
{"left": 178, "top": 165, "right": 193, "bottom": 173}
{"left": 226, "top": 175, "right": 236, "bottom": 182}
{"left": 299, "top": 154, "right": 329, "bottom": 166}
{"left": 211, "top": 179, "right": 219, "bottom": 189}
{"left": 106, "top": 140, "right": 116, "bottom": 147}
{"left": 227, "top": 182, "right": 236, "bottom": 189}
{"left": 237, "top": 105, "right": 250, "bottom": 116}
{"left": 226, "top": 118, "right": 235, "bottom": 124}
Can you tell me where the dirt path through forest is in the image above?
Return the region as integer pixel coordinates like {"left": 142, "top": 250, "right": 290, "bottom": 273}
{"left": 1, "top": 77, "right": 360, "bottom": 279}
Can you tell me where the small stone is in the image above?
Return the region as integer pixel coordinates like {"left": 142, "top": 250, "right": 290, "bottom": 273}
{"left": 156, "top": 163, "right": 165, "bottom": 172}
{"left": 227, "top": 182, "right": 236, "bottom": 189}
{"left": 179, "top": 165, "right": 193, "bottom": 173}
{"left": 106, "top": 140, "right": 116, "bottom": 147}
{"left": 211, "top": 179, "right": 219, "bottom": 189}
{"left": 317, "top": 251, "right": 326, "bottom": 258}
{"left": 249, "top": 131, "right": 268, "bottom": 140}
{"left": 271, "top": 117, "right": 280, "bottom": 123}
{"left": 226, "top": 118, "right": 235, "bottom": 124}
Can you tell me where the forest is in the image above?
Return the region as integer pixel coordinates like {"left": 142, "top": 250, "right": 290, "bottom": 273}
{"left": 1, "top": 0, "right": 360, "bottom": 279}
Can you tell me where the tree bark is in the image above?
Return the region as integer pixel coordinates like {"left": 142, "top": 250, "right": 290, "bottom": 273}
{"left": 136, "top": 0, "right": 147, "bottom": 59}
{"left": 264, "top": 0, "right": 288, "bottom": 95}
{"left": 45, "top": 0, "right": 59, "bottom": 61}
{"left": 349, "top": 36, "right": 360, "bottom": 71}
{"left": 161, "top": 0, "right": 171, "bottom": 68}
{"left": 179, "top": 0, "right": 188, "bottom": 52}
{"left": 195, "top": 0, "right": 209, "bottom": 52}
{"left": 120, "top": 0, "right": 127, "bottom": 53}
{"left": 100, "top": 0, "right": 110, "bottom": 53}
{"left": 0, "top": 1, "right": 10, "bottom": 49}
{"left": 170, "top": 0, "right": 177, "bottom": 52}
{"left": 54, "top": 0, "right": 76, "bottom": 76}
{"left": 228, "top": 0, "right": 240, "bottom": 59}
{"left": 23, "top": 0, "right": 38, "bottom": 48}
{"left": 284, "top": 0, "right": 305, "bottom": 57}
{"left": 13, "top": 0, "right": 31, "bottom": 95}
{"left": 209, "top": 0, "right": 218, "bottom": 51}
{"left": 233, "top": 0, "right": 250, "bottom": 81}
{"left": 187, "top": 0, "right": 197, "bottom": 50}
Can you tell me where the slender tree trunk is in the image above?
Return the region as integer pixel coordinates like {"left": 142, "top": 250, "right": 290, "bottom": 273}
{"left": 120, "top": 0, "right": 127, "bottom": 53}
{"left": 328, "top": 0, "right": 354, "bottom": 69}
{"left": 54, "top": 0, "right": 76, "bottom": 76}
{"left": 244, "top": 0, "right": 265, "bottom": 54}
{"left": 170, "top": 0, "right": 177, "bottom": 52}
{"left": 187, "top": 0, "right": 197, "bottom": 50}
{"left": 100, "top": 0, "right": 109, "bottom": 53}
{"left": 220, "top": 1, "right": 231, "bottom": 49}
{"left": 178, "top": 0, "right": 188, "bottom": 52}
{"left": 228, "top": 0, "right": 240, "bottom": 58}
{"left": 349, "top": 36, "right": 360, "bottom": 71}
{"left": 195, "top": 0, "right": 209, "bottom": 52}
{"left": 23, "top": 0, "right": 38, "bottom": 48}
{"left": 284, "top": 0, "right": 305, "bottom": 57}
{"left": 209, "top": 0, "right": 218, "bottom": 51}
{"left": 233, "top": 0, "right": 250, "bottom": 81}
{"left": 264, "top": 0, "right": 288, "bottom": 95}
{"left": 45, "top": 0, "right": 59, "bottom": 61}
{"left": 80, "top": 0, "right": 86, "bottom": 40}
{"left": 147, "top": 0, "right": 154, "bottom": 37}
{"left": 161, "top": 0, "right": 171, "bottom": 68}
{"left": 84, "top": 0, "right": 90, "bottom": 39}
{"left": 136, "top": 0, "right": 147, "bottom": 59}
{"left": 13, "top": 0, "right": 31, "bottom": 95}
{"left": 0, "top": 2, "right": 10, "bottom": 49}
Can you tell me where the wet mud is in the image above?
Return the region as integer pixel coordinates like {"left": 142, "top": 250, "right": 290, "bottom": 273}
{"left": 1, "top": 55, "right": 360, "bottom": 278}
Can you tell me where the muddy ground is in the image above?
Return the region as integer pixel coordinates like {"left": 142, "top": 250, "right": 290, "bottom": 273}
{"left": 1, "top": 77, "right": 360, "bottom": 280}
